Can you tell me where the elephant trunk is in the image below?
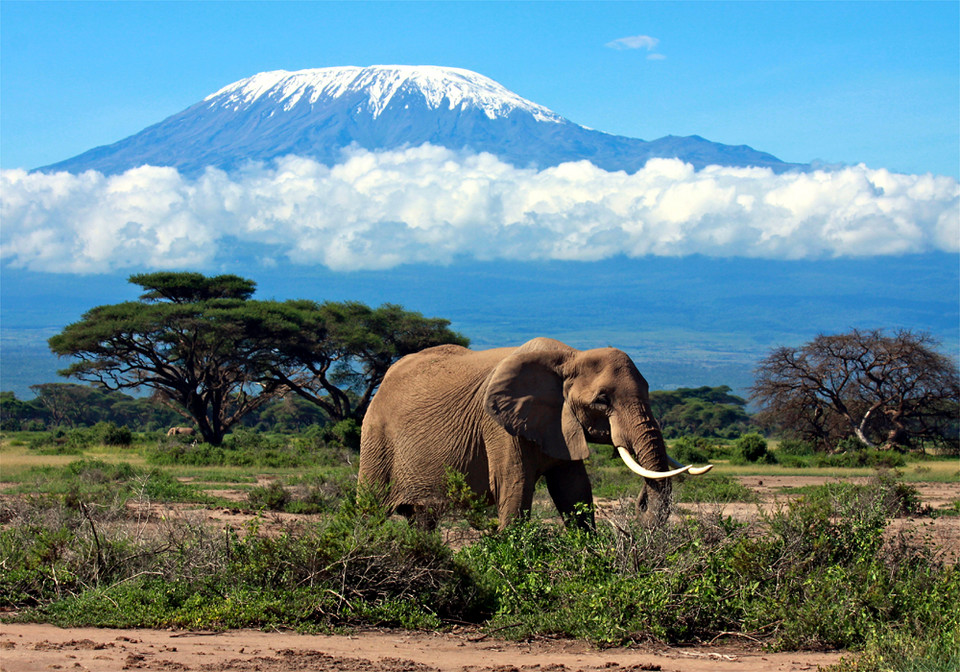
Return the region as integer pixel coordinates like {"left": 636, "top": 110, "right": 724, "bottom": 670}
{"left": 615, "top": 418, "right": 708, "bottom": 526}
{"left": 637, "top": 478, "right": 672, "bottom": 527}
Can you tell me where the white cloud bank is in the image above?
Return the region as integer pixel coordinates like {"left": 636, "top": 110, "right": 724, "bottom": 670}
{"left": 2, "top": 145, "right": 958, "bottom": 273}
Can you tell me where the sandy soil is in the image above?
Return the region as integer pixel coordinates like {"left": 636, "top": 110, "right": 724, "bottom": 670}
{"left": 0, "top": 623, "right": 845, "bottom": 672}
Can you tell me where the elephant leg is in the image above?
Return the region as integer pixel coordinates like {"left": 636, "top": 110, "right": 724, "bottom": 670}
{"left": 544, "top": 461, "right": 595, "bottom": 530}
{"left": 490, "top": 440, "right": 539, "bottom": 529}
{"left": 395, "top": 503, "right": 442, "bottom": 531}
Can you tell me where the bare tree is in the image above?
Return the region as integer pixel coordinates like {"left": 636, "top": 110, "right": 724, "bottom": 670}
{"left": 752, "top": 329, "right": 959, "bottom": 452}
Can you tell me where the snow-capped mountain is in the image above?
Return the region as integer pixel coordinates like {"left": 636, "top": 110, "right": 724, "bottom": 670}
{"left": 41, "top": 65, "right": 799, "bottom": 175}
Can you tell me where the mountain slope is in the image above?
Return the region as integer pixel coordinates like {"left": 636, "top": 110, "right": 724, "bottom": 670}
{"left": 41, "top": 65, "right": 799, "bottom": 176}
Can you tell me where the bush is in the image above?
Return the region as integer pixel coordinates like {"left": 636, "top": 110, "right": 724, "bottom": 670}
{"left": 457, "top": 480, "right": 955, "bottom": 648}
{"left": 247, "top": 481, "right": 291, "bottom": 511}
{"left": 148, "top": 431, "right": 322, "bottom": 468}
{"left": 93, "top": 421, "right": 133, "bottom": 446}
{"left": 777, "top": 439, "right": 815, "bottom": 456}
{"left": 814, "top": 449, "right": 906, "bottom": 469}
{"left": 324, "top": 419, "right": 362, "bottom": 452}
{"left": 671, "top": 436, "right": 710, "bottom": 464}
{"left": 733, "top": 433, "right": 775, "bottom": 464}
{"left": 4, "top": 486, "right": 489, "bottom": 630}
{"left": 835, "top": 436, "right": 870, "bottom": 453}
{"left": 3, "top": 465, "right": 952, "bottom": 655}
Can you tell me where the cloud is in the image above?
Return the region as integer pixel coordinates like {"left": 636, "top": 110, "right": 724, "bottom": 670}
{"left": 1, "top": 145, "right": 957, "bottom": 273}
{"left": 606, "top": 34, "right": 660, "bottom": 51}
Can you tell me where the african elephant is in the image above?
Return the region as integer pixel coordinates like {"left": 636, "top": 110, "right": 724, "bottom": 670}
{"left": 166, "top": 426, "right": 196, "bottom": 437}
{"left": 358, "top": 337, "right": 711, "bottom": 530}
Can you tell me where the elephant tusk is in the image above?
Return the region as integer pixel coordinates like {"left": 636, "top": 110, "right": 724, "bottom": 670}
{"left": 667, "top": 454, "right": 714, "bottom": 475}
{"left": 617, "top": 446, "right": 691, "bottom": 480}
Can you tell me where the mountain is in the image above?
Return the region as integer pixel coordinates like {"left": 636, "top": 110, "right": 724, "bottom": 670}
{"left": 40, "top": 65, "right": 800, "bottom": 176}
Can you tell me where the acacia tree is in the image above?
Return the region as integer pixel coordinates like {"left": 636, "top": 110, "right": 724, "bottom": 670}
{"left": 48, "top": 272, "right": 468, "bottom": 442}
{"left": 48, "top": 273, "right": 292, "bottom": 445}
{"left": 752, "top": 329, "right": 959, "bottom": 452}
{"left": 263, "top": 300, "right": 469, "bottom": 423}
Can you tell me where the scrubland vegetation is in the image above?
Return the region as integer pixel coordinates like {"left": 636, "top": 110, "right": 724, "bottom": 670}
{"left": 1, "top": 429, "right": 957, "bottom": 672}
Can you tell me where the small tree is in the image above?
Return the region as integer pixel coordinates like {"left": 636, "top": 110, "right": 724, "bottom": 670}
{"left": 752, "top": 329, "right": 959, "bottom": 452}
{"left": 48, "top": 273, "right": 290, "bottom": 445}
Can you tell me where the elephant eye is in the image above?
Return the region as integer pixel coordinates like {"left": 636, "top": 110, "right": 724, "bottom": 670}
{"left": 591, "top": 393, "right": 611, "bottom": 409}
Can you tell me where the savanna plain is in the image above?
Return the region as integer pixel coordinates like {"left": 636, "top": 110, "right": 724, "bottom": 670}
{"left": 1, "top": 430, "right": 958, "bottom": 672}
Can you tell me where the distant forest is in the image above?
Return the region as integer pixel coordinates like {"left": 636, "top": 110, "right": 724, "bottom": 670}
{"left": 1, "top": 382, "right": 752, "bottom": 439}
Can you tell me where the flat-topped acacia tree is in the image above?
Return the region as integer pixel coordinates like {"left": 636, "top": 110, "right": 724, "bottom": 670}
{"left": 48, "top": 273, "right": 293, "bottom": 445}
{"left": 49, "top": 272, "right": 469, "bottom": 444}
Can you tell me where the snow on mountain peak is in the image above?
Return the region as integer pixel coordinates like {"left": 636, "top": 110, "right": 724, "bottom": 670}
{"left": 204, "top": 65, "right": 566, "bottom": 123}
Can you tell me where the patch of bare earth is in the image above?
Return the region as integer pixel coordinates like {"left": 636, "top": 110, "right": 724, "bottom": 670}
{"left": 0, "top": 624, "right": 844, "bottom": 672}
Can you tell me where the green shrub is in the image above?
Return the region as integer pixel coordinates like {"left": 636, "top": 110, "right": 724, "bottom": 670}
{"left": 777, "top": 439, "right": 815, "bottom": 456}
{"left": 325, "top": 419, "right": 361, "bottom": 451}
{"left": 5, "top": 486, "right": 489, "bottom": 630}
{"left": 836, "top": 436, "right": 870, "bottom": 453}
{"left": 6, "top": 459, "right": 204, "bottom": 506}
{"left": 93, "top": 421, "right": 133, "bottom": 446}
{"left": 247, "top": 481, "right": 291, "bottom": 511}
{"left": 733, "top": 433, "right": 775, "bottom": 464}
{"left": 671, "top": 436, "right": 710, "bottom": 464}
{"left": 814, "top": 449, "right": 906, "bottom": 469}
{"left": 283, "top": 473, "right": 357, "bottom": 514}
{"left": 147, "top": 431, "right": 321, "bottom": 468}
{"left": 3, "top": 466, "right": 952, "bottom": 655}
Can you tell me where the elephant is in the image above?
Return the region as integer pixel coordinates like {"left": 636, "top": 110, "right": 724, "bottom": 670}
{"left": 358, "top": 337, "right": 711, "bottom": 530}
{"left": 166, "top": 426, "right": 196, "bottom": 437}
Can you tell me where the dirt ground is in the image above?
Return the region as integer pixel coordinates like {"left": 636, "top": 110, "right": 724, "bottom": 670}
{"left": 1, "top": 474, "right": 956, "bottom": 672}
{"left": 0, "top": 623, "right": 846, "bottom": 672}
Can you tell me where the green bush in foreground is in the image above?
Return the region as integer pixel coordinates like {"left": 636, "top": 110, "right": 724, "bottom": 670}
{"left": 1, "top": 472, "right": 954, "bottom": 663}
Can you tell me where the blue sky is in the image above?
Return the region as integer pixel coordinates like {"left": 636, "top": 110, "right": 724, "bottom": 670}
{"left": 2, "top": 0, "right": 958, "bottom": 178}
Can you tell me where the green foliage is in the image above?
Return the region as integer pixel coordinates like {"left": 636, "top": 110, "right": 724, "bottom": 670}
{"left": 247, "top": 481, "right": 291, "bottom": 511}
{"left": 670, "top": 436, "right": 710, "bottom": 463}
{"left": 2, "top": 461, "right": 951, "bottom": 658}
{"left": 788, "top": 473, "right": 925, "bottom": 518}
{"left": 821, "top": 449, "right": 906, "bottom": 469}
{"left": 776, "top": 439, "right": 816, "bottom": 456}
{"left": 245, "top": 473, "right": 357, "bottom": 515}
{"left": 670, "top": 436, "right": 734, "bottom": 463}
{"left": 263, "top": 300, "right": 469, "bottom": 424}
{"left": 44, "top": 272, "right": 469, "bottom": 442}
{"left": 92, "top": 421, "right": 133, "bottom": 446}
{"left": 147, "top": 431, "right": 321, "bottom": 468}
{"left": 836, "top": 436, "right": 870, "bottom": 453}
{"left": 444, "top": 469, "right": 497, "bottom": 531}
{"left": 6, "top": 459, "right": 205, "bottom": 506}
{"left": 733, "top": 433, "right": 776, "bottom": 464}
{"left": 651, "top": 386, "right": 753, "bottom": 439}
{"left": 4, "top": 485, "right": 487, "bottom": 630}
{"left": 459, "top": 473, "right": 954, "bottom": 649}
{"left": 777, "top": 448, "right": 908, "bottom": 469}
{"left": 323, "top": 419, "right": 362, "bottom": 452}
{"left": 824, "top": 627, "right": 960, "bottom": 672}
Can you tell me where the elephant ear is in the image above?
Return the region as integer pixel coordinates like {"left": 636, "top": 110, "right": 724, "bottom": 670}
{"left": 483, "top": 349, "right": 590, "bottom": 461}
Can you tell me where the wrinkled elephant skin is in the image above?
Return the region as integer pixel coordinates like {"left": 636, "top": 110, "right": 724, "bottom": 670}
{"left": 359, "top": 338, "right": 710, "bottom": 529}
